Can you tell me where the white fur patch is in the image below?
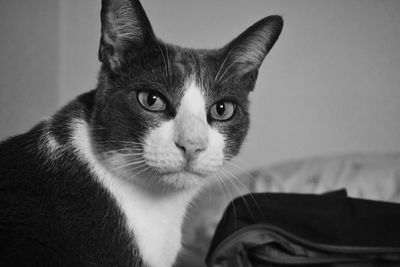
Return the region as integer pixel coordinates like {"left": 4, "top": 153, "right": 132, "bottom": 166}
{"left": 43, "top": 132, "right": 61, "bottom": 154}
{"left": 195, "top": 127, "right": 225, "bottom": 172}
{"left": 144, "top": 120, "right": 184, "bottom": 171}
{"left": 40, "top": 120, "right": 63, "bottom": 160}
{"left": 70, "top": 119, "right": 199, "bottom": 267}
{"left": 178, "top": 81, "right": 207, "bottom": 121}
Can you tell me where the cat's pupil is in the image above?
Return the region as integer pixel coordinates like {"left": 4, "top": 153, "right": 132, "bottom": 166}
{"left": 216, "top": 103, "right": 225, "bottom": 116}
{"left": 147, "top": 93, "right": 157, "bottom": 106}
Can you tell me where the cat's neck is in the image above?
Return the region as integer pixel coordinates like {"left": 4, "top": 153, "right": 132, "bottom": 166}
{"left": 63, "top": 116, "right": 199, "bottom": 267}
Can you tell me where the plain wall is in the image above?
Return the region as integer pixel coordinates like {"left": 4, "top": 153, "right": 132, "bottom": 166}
{"left": 0, "top": 0, "right": 60, "bottom": 138}
{"left": 1, "top": 0, "right": 400, "bottom": 169}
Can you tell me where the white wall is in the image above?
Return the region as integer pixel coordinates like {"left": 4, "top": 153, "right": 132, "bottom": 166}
{"left": 0, "top": 0, "right": 59, "bottom": 138}
{"left": 2, "top": 0, "right": 400, "bottom": 170}
{"left": 58, "top": 0, "right": 101, "bottom": 103}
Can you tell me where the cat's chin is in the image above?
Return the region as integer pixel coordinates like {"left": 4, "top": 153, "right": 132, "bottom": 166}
{"left": 158, "top": 170, "right": 207, "bottom": 190}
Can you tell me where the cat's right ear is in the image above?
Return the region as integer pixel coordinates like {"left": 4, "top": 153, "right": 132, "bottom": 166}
{"left": 99, "top": 0, "right": 155, "bottom": 71}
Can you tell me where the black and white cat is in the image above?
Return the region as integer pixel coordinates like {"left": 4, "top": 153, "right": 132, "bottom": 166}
{"left": 0, "top": 0, "right": 282, "bottom": 266}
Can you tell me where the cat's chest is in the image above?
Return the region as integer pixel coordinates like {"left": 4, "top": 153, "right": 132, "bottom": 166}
{"left": 101, "top": 173, "right": 196, "bottom": 267}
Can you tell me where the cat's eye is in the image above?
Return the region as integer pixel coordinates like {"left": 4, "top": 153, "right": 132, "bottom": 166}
{"left": 137, "top": 91, "right": 167, "bottom": 112}
{"left": 210, "top": 101, "right": 236, "bottom": 121}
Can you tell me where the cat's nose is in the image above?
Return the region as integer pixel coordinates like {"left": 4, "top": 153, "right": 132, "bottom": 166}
{"left": 175, "top": 140, "right": 207, "bottom": 159}
{"left": 174, "top": 114, "right": 208, "bottom": 160}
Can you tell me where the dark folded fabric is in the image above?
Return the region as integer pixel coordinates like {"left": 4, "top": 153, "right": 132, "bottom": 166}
{"left": 206, "top": 190, "right": 400, "bottom": 267}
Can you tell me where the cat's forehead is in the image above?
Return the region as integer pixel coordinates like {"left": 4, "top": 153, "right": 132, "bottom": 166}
{"left": 124, "top": 47, "right": 211, "bottom": 96}
{"left": 156, "top": 46, "right": 219, "bottom": 86}
{"left": 179, "top": 79, "right": 206, "bottom": 117}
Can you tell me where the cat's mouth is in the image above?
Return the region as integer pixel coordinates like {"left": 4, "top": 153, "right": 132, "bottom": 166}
{"left": 154, "top": 165, "right": 211, "bottom": 178}
{"left": 155, "top": 166, "right": 215, "bottom": 190}
{"left": 143, "top": 154, "right": 220, "bottom": 178}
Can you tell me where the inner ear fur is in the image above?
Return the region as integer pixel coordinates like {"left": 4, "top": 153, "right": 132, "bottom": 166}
{"left": 216, "top": 15, "right": 283, "bottom": 82}
{"left": 99, "top": 0, "right": 156, "bottom": 71}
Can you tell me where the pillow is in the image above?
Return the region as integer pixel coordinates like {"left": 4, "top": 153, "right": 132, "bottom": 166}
{"left": 254, "top": 153, "right": 400, "bottom": 202}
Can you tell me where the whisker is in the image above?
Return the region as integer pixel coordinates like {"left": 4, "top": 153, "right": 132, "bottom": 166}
{"left": 95, "top": 141, "right": 161, "bottom": 152}
{"left": 213, "top": 172, "right": 234, "bottom": 229}
{"left": 108, "top": 149, "right": 144, "bottom": 156}
{"left": 155, "top": 41, "right": 169, "bottom": 79}
{"left": 96, "top": 151, "right": 144, "bottom": 159}
{"left": 132, "top": 165, "right": 153, "bottom": 177}
{"left": 219, "top": 167, "right": 249, "bottom": 199}
{"left": 220, "top": 168, "right": 259, "bottom": 223}
{"left": 116, "top": 152, "right": 144, "bottom": 157}
{"left": 224, "top": 154, "right": 258, "bottom": 183}
{"left": 120, "top": 165, "right": 149, "bottom": 179}
{"left": 224, "top": 160, "right": 257, "bottom": 182}
{"left": 213, "top": 174, "right": 226, "bottom": 202}
{"left": 207, "top": 180, "right": 212, "bottom": 203}
{"left": 112, "top": 160, "right": 147, "bottom": 171}
{"left": 164, "top": 42, "right": 173, "bottom": 87}
{"left": 96, "top": 140, "right": 145, "bottom": 145}
{"left": 214, "top": 47, "right": 233, "bottom": 82}
{"left": 98, "top": 148, "right": 143, "bottom": 154}
{"left": 219, "top": 167, "right": 250, "bottom": 195}
{"left": 220, "top": 167, "right": 264, "bottom": 219}
{"left": 98, "top": 147, "right": 144, "bottom": 152}
{"left": 148, "top": 168, "right": 160, "bottom": 186}
{"left": 215, "top": 171, "right": 238, "bottom": 230}
{"left": 216, "top": 57, "right": 243, "bottom": 83}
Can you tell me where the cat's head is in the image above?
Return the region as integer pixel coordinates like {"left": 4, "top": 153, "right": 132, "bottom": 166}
{"left": 92, "top": 0, "right": 283, "bottom": 191}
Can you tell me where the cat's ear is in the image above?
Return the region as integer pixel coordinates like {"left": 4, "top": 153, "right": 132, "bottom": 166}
{"left": 99, "top": 0, "right": 155, "bottom": 71}
{"left": 218, "top": 16, "right": 283, "bottom": 82}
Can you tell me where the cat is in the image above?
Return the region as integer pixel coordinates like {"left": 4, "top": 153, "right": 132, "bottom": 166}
{"left": 0, "top": 0, "right": 282, "bottom": 266}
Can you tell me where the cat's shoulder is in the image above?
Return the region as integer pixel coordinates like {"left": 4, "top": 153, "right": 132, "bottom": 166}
{"left": 0, "top": 90, "right": 98, "bottom": 192}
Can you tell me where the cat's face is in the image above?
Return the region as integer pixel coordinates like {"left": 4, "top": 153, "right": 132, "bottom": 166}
{"left": 92, "top": 0, "right": 282, "bottom": 190}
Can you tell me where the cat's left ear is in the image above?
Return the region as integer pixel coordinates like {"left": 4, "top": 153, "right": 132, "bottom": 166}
{"left": 99, "top": 0, "right": 155, "bottom": 71}
{"left": 218, "top": 16, "right": 283, "bottom": 83}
